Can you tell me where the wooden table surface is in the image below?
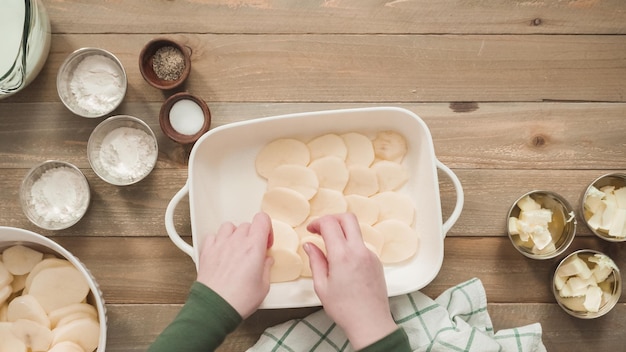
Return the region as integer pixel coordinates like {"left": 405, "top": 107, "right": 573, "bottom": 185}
{"left": 1, "top": 0, "right": 625, "bottom": 350}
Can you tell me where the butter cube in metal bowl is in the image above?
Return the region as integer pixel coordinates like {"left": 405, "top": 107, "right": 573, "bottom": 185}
{"left": 20, "top": 160, "right": 90, "bottom": 230}
{"left": 581, "top": 173, "right": 626, "bottom": 242}
{"left": 553, "top": 249, "right": 621, "bottom": 319}
{"left": 506, "top": 190, "right": 576, "bottom": 259}
{"left": 0, "top": 226, "right": 107, "bottom": 351}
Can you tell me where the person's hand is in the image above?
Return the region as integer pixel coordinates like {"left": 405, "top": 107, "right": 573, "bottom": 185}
{"left": 196, "top": 212, "right": 274, "bottom": 319}
{"left": 304, "top": 213, "right": 398, "bottom": 349}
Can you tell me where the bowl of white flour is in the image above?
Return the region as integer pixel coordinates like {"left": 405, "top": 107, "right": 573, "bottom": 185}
{"left": 57, "top": 47, "right": 127, "bottom": 118}
{"left": 20, "top": 160, "right": 91, "bottom": 230}
{"left": 87, "top": 115, "right": 159, "bottom": 186}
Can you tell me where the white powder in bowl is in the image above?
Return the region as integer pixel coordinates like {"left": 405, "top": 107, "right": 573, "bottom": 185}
{"left": 27, "top": 166, "right": 90, "bottom": 227}
{"left": 98, "top": 126, "right": 157, "bottom": 183}
{"left": 68, "top": 54, "right": 125, "bottom": 116}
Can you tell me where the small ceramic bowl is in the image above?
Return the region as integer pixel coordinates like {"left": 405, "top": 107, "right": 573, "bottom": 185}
{"left": 506, "top": 190, "right": 576, "bottom": 259}
{"left": 553, "top": 249, "right": 621, "bottom": 319}
{"left": 0, "top": 226, "right": 107, "bottom": 351}
{"left": 20, "top": 160, "right": 90, "bottom": 230}
{"left": 159, "top": 92, "right": 211, "bottom": 144}
{"left": 57, "top": 47, "right": 127, "bottom": 118}
{"left": 581, "top": 173, "right": 626, "bottom": 242}
{"left": 139, "top": 38, "right": 191, "bottom": 90}
{"left": 87, "top": 115, "right": 158, "bottom": 186}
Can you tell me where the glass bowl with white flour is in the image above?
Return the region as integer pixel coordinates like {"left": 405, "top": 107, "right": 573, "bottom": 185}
{"left": 57, "top": 47, "right": 127, "bottom": 118}
{"left": 88, "top": 115, "right": 159, "bottom": 186}
{"left": 20, "top": 160, "right": 91, "bottom": 230}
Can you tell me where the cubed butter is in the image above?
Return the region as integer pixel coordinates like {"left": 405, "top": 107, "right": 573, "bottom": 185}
{"left": 583, "top": 286, "right": 603, "bottom": 313}
{"left": 557, "top": 254, "right": 593, "bottom": 279}
{"left": 517, "top": 195, "right": 541, "bottom": 212}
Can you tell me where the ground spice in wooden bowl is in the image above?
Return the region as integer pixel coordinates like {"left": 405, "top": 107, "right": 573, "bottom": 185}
{"left": 139, "top": 38, "right": 191, "bottom": 90}
{"left": 153, "top": 46, "right": 185, "bottom": 81}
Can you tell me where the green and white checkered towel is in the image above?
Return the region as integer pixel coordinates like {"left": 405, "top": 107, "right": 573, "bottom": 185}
{"left": 248, "top": 278, "right": 546, "bottom": 352}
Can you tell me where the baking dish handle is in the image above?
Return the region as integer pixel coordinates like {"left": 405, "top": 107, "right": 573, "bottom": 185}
{"left": 165, "top": 181, "right": 195, "bottom": 258}
{"left": 436, "top": 160, "right": 464, "bottom": 237}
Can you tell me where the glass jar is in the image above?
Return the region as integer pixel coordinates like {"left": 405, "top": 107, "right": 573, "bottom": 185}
{"left": 0, "top": 0, "right": 51, "bottom": 99}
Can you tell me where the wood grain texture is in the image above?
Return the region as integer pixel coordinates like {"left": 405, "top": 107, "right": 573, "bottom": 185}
{"left": 44, "top": 0, "right": 626, "bottom": 35}
{"left": 3, "top": 35, "right": 626, "bottom": 104}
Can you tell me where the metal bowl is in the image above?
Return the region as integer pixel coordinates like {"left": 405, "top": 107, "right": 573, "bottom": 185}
{"left": 581, "top": 173, "right": 626, "bottom": 242}
{"left": 506, "top": 190, "right": 576, "bottom": 259}
{"left": 0, "top": 226, "right": 107, "bottom": 351}
{"left": 20, "top": 160, "right": 90, "bottom": 230}
{"left": 553, "top": 249, "right": 621, "bottom": 319}
{"left": 57, "top": 47, "right": 127, "bottom": 118}
{"left": 87, "top": 115, "right": 158, "bottom": 186}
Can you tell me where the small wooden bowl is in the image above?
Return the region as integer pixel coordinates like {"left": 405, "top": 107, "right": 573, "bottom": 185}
{"left": 139, "top": 38, "right": 191, "bottom": 90}
{"left": 159, "top": 92, "right": 211, "bottom": 144}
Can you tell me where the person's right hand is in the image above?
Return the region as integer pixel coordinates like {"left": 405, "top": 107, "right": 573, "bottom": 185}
{"left": 304, "top": 213, "right": 399, "bottom": 350}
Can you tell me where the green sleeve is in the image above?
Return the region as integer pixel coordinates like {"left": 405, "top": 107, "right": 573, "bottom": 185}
{"left": 148, "top": 281, "right": 242, "bottom": 352}
{"left": 358, "top": 327, "right": 411, "bottom": 352}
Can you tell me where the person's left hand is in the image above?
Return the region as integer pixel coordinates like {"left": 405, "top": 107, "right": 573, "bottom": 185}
{"left": 196, "top": 212, "right": 274, "bottom": 319}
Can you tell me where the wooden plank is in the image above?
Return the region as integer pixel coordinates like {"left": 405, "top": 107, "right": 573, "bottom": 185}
{"left": 3, "top": 34, "right": 625, "bottom": 103}
{"left": 105, "top": 302, "right": 626, "bottom": 351}
{"left": 1, "top": 102, "right": 624, "bottom": 169}
{"left": 2, "top": 167, "right": 624, "bottom": 237}
{"left": 15, "top": 236, "right": 621, "bottom": 305}
{"left": 43, "top": 0, "right": 626, "bottom": 35}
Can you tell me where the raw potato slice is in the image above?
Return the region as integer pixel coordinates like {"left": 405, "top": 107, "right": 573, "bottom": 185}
{"left": 11, "top": 318, "right": 53, "bottom": 352}
{"left": 268, "top": 248, "right": 303, "bottom": 283}
{"left": 271, "top": 220, "right": 300, "bottom": 252}
{"left": 345, "top": 194, "right": 379, "bottom": 225}
{"left": 372, "top": 160, "right": 409, "bottom": 192}
{"left": 24, "top": 259, "right": 73, "bottom": 293}
{"left": 309, "top": 188, "right": 348, "bottom": 218}
{"left": 299, "top": 235, "right": 327, "bottom": 277}
{"left": 7, "top": 295, "right": 50, "bottom": 328}
{"left": 308, "top": 156, "right": 349, "bottom": 191}
{"left": 293, "top": 218, "right": 316, "bottom": 240}
{"left": 51, "top": 317, "right": 99, "bottom": 352}
{"left": 372, "top": 191, "right": 416, "bottom": 225}
{"left": 344, "top": 165, "right": 379, "bottom": 196}
{"left": 267, "top": 164, "right": 319, "bottom": 200}
{"left": 256, "top": 138, "right": 310, "bottom": 179}
{"left": 359, "top": 223, "right": 384, "bottom": 256}
{"left": 28, "top": 266, "right": 90, "bottom": 313}
{"left": 0, "top": 261, "right": 13, "bottom": 288}
{"left": 307, "top": 133, "right": 347, "bottom": 161}
{"left": 375, "top": 220, "right": 420, "bottom": 264}
{"left": 341, "top": 132, "right": 375, "bottom": 166}
{"left": 56, "top": 312, "right": 97, "bottom": 328}
{"left": 49, "top": 303, "right": 98, "bottom": 329}
{"left": 0, "top": 322, "right": 27, "bottom": 352}
{"left": 2, "top": 245, "right": 44, "bottom": 276}
{"left": 48, "top": 341, "right": 85, "bottom": 352}
{"left": 372, "top": 131, "right": 407, "bottom": 163}
{"left": 261, "top": 187, "right": 310, "bottom": 227}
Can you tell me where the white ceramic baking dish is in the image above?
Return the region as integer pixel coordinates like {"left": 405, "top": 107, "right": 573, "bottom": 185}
{"left": 0, "top": 226, "right": 107, "bottom": 351}
{"left": 165, "top": 107, "right": 463, "bottom": 308}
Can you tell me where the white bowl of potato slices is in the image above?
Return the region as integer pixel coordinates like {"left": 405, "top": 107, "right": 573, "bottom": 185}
{"left": 166, "top": 107, "right": 464, "bottom": 308}
{"left": 0, "top": 226, "right": 106, "bottom": 352}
